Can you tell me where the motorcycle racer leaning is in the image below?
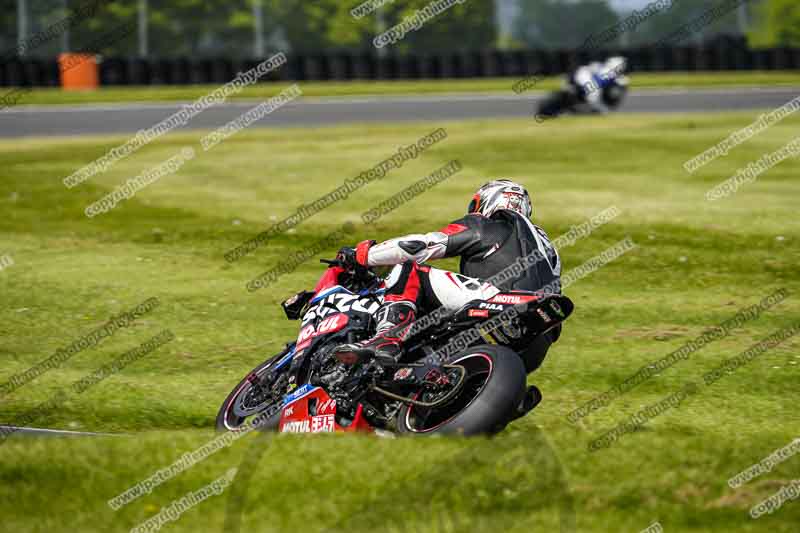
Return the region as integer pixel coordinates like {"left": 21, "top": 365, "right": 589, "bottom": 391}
{"left": 570, "top": 56, "right": 629, "bottom": 114}
{"left": 334, "top": 179, "right": 562, "bottom": 374}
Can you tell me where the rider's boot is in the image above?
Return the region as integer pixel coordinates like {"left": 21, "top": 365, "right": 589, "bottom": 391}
{"left": 334, "top": 301, "right": 416, "bottom": 366}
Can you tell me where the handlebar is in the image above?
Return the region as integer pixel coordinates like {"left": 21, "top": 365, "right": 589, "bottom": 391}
{"left": 320, "top": 258, "right": 379, "bottom": 291}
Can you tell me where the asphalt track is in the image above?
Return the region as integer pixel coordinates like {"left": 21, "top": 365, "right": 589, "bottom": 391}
{"left": 2, "top": 87, "right": 798, "bottom": 138}
{"left": 0, "top": 425, "right": 120, "bottom": 438}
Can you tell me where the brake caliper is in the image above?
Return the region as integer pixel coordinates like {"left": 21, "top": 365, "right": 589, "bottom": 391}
{"left": 423, "top": 368, "right": 450, "bottom": 387}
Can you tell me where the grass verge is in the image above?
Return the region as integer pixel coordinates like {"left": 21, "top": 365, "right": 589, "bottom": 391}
{"left": 5, "top": 71, "right": 800, "bottom": 107}
{"left": 0, "top": 111, "right": 798, "bottom": 532}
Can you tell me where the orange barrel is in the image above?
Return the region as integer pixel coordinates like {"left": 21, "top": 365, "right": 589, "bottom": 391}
{"left": 58, "top": 53, "right": 99, "bottom": 90}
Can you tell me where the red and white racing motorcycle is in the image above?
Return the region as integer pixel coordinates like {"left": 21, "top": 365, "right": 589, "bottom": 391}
{"left": 217, "top": 258, "right": 572, "bottom": 436}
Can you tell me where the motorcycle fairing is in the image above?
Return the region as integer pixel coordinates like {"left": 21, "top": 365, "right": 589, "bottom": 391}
{"left": 279, "top": 385, "right": 373, "bottom": 434}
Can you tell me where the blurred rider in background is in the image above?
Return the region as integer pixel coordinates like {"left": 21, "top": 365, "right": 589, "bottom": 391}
{"left": 570, "top": 56, "right": 629, "bottom": 114}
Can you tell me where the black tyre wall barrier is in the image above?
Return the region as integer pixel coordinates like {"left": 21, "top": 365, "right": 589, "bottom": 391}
{"left": 1, "top": 45, "right": 798, "bottom": 87}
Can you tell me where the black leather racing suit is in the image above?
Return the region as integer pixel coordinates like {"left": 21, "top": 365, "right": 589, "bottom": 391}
{"left": 364, "top": 209, "right": 562, "bottom": 372}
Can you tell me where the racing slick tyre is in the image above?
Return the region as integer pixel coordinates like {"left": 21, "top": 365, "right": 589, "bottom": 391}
{"left": 395, "top": 345, "right": 527, "bottom": 436}
{"left": 536, "top": 90, "right": 574, "bottom": 119}
{"left": 602, "top": 84, "right": 627, "bottom": 110}
{"left": 215, "top": 349, "right": 289, "bottom": 433}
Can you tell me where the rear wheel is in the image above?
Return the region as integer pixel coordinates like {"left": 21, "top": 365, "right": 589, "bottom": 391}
{"left": 395, "top": 345, "right": 526, "bottom": 436}
{"left": 536, "top": 90, "right": 575, "bottom": 118}
{"left": 215, "top": 348, "right": 290, "bottom": 432}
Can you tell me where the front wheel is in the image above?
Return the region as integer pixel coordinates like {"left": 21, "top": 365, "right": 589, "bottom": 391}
{"left": 215, "top": 347, "right": 291, "bottom": 432}
{"left": 603, "top": 84, "right": 627, "bottom": 110}
{"left": 396, "top": 345, "right": 527, "bottom": 436}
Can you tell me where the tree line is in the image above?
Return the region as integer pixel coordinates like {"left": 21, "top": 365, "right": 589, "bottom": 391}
{"left": 0, "top": 0, "right": 796, "bottom": 59}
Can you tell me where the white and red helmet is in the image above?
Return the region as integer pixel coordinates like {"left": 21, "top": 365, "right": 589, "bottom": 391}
{"left": 467, "top": 179, "right": 532, "bottom": 219}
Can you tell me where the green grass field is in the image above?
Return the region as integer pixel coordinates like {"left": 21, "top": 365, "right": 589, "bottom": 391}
{"left": 0, "top": 110, "right": 799, "bottom": 532}
{"left": 9, "top": 71, "right": 800, "bottom": 106}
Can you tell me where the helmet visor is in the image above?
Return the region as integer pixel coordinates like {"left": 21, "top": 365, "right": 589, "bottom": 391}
{"left": 467, "top": 193, "right": 481, "bottom": 214}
